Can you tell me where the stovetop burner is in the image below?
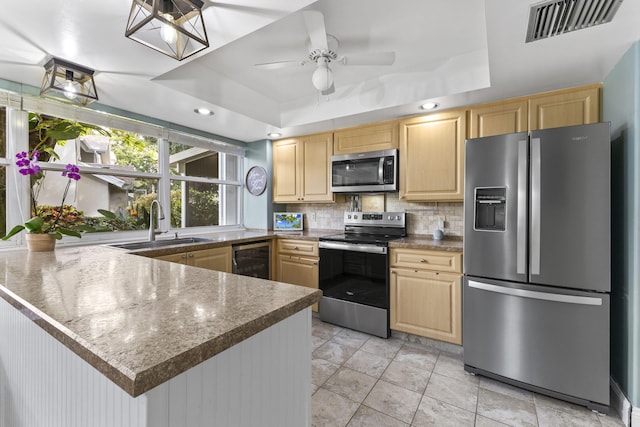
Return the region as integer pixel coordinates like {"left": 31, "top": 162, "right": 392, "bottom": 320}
{"left": 319, "top": 211, "right": 407, "bottom": 245}
{"left": 320, "top": 233, "right": 402, "bottom": 245}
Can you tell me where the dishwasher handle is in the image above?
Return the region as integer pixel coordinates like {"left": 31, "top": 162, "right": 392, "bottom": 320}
{"left": 232, "top": 240, "right": 271, "bottom": 251}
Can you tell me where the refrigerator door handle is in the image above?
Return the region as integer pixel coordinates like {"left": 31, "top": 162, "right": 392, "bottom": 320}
{"left": 530, "top": 137, "right": 541, "bottom": 276}
{"left": 468, "top": 280, "right": 603, "bottom": 306}
{"left": 517, "top": 139, "right": 527, "bottom": 275}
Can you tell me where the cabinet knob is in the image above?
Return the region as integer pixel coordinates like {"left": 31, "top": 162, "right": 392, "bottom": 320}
{"left": 181, "top": 255, "right": 187, "bottom": 259}
{"left": 188, "top": 253, "right": 194, "bottom": 258}
{"left": 420, "top": 259, "right": 427, "bottom": 263}
{"left": 294, "top": 246, "right": 299, "bottom": 250}
{"left": 313, "top": 261, "right": 318, "bottom": 265}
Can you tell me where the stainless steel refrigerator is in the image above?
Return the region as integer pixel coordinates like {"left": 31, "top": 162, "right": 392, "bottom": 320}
{"left": 463, "top": 122, "right": 610, "bottom": 413}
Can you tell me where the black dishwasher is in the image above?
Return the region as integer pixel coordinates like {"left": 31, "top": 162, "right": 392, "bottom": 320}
{"left": 232, "top": 240, "right": 271, "bottom": 279}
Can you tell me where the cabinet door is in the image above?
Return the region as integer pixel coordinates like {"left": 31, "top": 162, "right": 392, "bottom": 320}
{"left": 154, "top": 252, "right": 188, "bottom": 264}
{"left": 333, "top": 120, "right": 398, "bottom": 155}
{"left": 301, "top": 132, "right": 333, "bottom": 202}
{"left": 190, "top": 246, "right": 232, "bottom": 272}
{"left": 272, "top": 138, "right": 301, "bottom": 203}
{"left": 277, "top": 255, "right": 319, "bottom": 312}
{"left": 529, "top": 85, "right": 600, "bottom": 131}
{"left": 390, "top": 268, "right": 462, "bottom": 344}
{"left": 399, "top": 109, "right": 466, "bottom": 201}
{"left": 469, "top": 99, "right": 528, "bottom": 138}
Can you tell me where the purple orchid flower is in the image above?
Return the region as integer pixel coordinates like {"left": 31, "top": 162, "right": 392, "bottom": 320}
{"left": 62, "top": 164, "right": 81, "bottom": 181}
{"left": 15, "top": 151, "right": 41, "bottom": 176}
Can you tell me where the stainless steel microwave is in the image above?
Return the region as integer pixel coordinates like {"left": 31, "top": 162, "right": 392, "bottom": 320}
{"left": 331, "top": 149, "right": 398, "bottom": 193}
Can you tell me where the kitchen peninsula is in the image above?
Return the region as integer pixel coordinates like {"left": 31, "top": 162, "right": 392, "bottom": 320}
{"left": 0, "top": 244, "right": 321, "bottom": 427}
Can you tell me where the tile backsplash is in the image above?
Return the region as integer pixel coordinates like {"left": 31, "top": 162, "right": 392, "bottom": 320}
{"left": 286, "top": 193, "right": 464, "bottom": 238}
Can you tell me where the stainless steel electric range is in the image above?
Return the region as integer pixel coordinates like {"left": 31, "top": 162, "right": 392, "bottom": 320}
{"left": 318, "top": 211, "right": 406, "bottom": 338}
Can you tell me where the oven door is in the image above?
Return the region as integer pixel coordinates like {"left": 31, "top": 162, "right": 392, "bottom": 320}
{"left": 318, "top": 241, "right": 390, "bottom": 337}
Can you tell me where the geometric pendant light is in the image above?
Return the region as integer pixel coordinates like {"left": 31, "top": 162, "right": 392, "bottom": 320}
{"left": 40, "top": 57, "right": 99, "bottom": 106}
{"left": 125, "top": 0, "right": 209, "bottom": 61}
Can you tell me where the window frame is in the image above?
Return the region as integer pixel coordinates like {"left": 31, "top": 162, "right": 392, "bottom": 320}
{"left": 0, "top": 91, "right": 246, "bottom": 247}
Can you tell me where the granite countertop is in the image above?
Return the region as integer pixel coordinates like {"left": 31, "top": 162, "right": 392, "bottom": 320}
{"left": 0, "top": 245, "right": 321, "bottom": 397}
{"left": 121, "top": 229, "right": 342, "bottom": 257}
{"left": 390, "top": 235, "right": 464, "bottom": 252}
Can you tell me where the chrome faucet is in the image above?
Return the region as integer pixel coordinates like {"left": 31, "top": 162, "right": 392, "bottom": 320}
{"left": 149, "top": 200, "right": 165, "bottom": 242}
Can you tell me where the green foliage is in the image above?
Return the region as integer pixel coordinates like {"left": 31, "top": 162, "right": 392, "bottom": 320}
{"left": 28, "top": 112, "right": 109, "bottom": 162}
{"left": 109, "top": 130, "right": 158, "bottom": 174}
{"left": 2, "top": 205, "right": 86, "bottom": 240}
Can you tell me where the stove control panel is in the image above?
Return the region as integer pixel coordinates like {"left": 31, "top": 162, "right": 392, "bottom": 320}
{"left": 344, "top": 211, "right": 406, "bottom": 228}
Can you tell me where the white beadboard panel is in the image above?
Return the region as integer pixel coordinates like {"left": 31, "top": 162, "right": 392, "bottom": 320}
{"left": 0, "top": 296, "right": 312, "bottom": 427}
{"left": 0, "top": 297, "right": 149, "bottom": 427}
{"left": 146, "top": 307, "right": 312, "bottom": 427}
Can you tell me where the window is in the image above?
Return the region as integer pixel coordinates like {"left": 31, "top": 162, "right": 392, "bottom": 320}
{"left": 1, "top": 93, "right": 244, "bottom": 244}
{"left": 169, "top": 140, "right": 242, "bottom": 228}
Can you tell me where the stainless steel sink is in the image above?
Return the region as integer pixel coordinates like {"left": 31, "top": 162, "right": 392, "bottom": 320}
{"left": 109, "top": 237, "right": 212, "bottom": 250}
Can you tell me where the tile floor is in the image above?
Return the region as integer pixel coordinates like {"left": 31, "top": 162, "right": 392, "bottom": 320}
{"left": 311, "top": 316, "right": 625, "bottom": 427}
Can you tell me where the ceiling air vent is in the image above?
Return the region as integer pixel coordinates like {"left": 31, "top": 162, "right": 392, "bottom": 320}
{"left": 526, "top": 0, "right": 623, "bottom": 43}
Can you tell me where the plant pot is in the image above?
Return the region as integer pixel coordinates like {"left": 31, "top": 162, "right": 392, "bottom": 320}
{"left": 25, "top": 233, "right": 56, "bottom": 252}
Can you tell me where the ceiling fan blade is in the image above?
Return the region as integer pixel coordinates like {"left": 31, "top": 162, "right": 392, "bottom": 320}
{"left": 340, "top": 51, "right": 396, "bottom": 66}
{"left": 303, "top": 10, "right": 328, "bottom": 52}
{"left": 254, "top": 60, "right": 306, "bottom": 70}
{"left": 321, "top": 82, "right": 335, "bottom": 96}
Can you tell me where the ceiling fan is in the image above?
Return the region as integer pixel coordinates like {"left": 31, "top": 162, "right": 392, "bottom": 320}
{"left": 255, "top": 10, "right": 396, "bottom": 95}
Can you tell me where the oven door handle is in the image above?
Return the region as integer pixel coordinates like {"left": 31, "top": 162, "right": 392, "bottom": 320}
{"left": 319, "top": 241, "right": 387, "bottom": 254}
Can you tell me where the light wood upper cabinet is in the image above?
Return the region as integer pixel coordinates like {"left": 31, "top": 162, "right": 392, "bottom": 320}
{"left": 333, "top": 120, "right": 398, "bottom": 155}
{"left": 399, "top": 109, "right": 466, "bottom": 201}
{"left": 272, "top": 132, "right": 333, "bottom": 203}
{"left": 468, "top": 99, "right": 528, "bottom": 138}
{"left": 528, "top": 85, "right": 600, "bottom": 131}
{"left": 272, "top": 138, "right": 300, "bottom": 203}
{"left": 390, "top": 248, "right": 463, "bottom": 345}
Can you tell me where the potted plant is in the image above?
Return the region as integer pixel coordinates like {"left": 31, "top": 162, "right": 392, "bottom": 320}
{"left": 2, "top": 150, "right": 84, "bottom": 250}
{"left": 2, "top": 113, "right": 107, "bottom": 251}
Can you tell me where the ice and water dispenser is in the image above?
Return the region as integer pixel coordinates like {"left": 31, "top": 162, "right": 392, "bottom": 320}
{"left": 474, "top": 187, "right": 506, "bottom": 231}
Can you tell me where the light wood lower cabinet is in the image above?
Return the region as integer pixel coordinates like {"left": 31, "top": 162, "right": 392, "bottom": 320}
{"left": 390, "top": 248, "right": 462, "bottom": 345}
{"left": 154, "top": 246, "right": 232, "bottom": 273}
{"left": 275, "top": 239, "right": 319, "bottom": 312}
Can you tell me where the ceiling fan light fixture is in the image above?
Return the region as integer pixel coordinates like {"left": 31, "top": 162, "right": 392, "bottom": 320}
{"left": 312, "top": 58, "right": 333, "bottom": 92}
{"left": 40, "top": 57, "right": 98, "bottom": 106}
{"left": 125, "top": 0, "right": 209, "bottom": 61}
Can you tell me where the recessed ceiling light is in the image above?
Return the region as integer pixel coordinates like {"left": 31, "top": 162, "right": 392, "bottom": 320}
{"left": 194, "top": 107, "right": 214, "bottom": 116}
{"left": 420, "top": 102, "right": 439, "bottom": 110}
{"left": 267, "top": 132, "right": 282, "bottom": 138}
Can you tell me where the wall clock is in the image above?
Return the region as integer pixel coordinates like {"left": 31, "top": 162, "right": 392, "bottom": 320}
{"left": 246, "top": 166, "right": 267, "bottom": 196}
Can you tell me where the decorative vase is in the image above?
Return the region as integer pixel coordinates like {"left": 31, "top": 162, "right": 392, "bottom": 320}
{"left": 25, "top": 233, "right": 56, "bottom": 252}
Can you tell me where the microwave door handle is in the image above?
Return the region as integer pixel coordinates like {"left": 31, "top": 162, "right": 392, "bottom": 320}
{"left": 378, "top": 157, "right": 384, "bottom": 183}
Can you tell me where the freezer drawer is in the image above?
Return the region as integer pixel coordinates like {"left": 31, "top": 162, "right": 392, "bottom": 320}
{"left": 463, "top": 277, "right": 609, "bottom": 411}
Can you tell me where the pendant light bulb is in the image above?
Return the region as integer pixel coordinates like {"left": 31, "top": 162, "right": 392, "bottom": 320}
{"left": 63, "top": 70, "right": 78, "bottom": 100}
{"left": 160, "top": 14, "right": 178, "bottom": 45}
{"left": 312, "top": 57, "right": 333, "bottom": 91}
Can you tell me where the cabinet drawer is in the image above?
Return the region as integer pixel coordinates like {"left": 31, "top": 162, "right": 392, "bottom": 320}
{"left": 390, "top": 248, "right": 462, "bottom": 273}
{"left": 277, "top": 239, "right": 319, "bottom": 257}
